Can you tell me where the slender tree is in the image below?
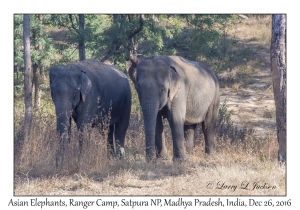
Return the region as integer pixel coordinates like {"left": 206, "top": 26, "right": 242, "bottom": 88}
{"left": 270, "top": 14, "right": 286, "bottom": 162}
{"left": 23, "top": 14, "right": 32, "bottom": 137}
{"left": 32, "top": 14, "right": 42, "bottom": 111}
{"left": 69, "top": 14, "right": 86, "bottom": 60}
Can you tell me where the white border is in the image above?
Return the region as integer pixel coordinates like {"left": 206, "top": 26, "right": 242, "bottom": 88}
{"left": 2, "top": 0, "right": 299, "bottom": 209}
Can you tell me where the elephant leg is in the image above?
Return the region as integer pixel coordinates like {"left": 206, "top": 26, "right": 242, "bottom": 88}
{"left": 58, "top": 132, "right": 69, "bottom": 168}
{"left": 78, "top": 132, "right": 83, "bottom": 154}
{"left": 168, "top": 113, "right": 187, "bottom": 161}
{"left": 202, "top": 101, "right": 218, "bottom": 154}
{"left": 107, "top": 125, "right": 115, "bottom": 158}
{"left": 155, "top": 113, "right": 169, "bottom": 159}
{"left": 202, "top": 121, "right": 215, "bottom": 154}
{"left": 114, "top": 96, "right": 131, "bottom": 159}
{"left": 184, "top": 124, "right": 196, "bottom": 154}
{"left": 114, "top": 120, "right": 129, "bottom": 159}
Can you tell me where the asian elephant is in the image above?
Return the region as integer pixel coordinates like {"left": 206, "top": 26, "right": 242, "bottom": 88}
{"left": 128, "top": 55, "right": 220, "bottom": 162}
{"left": 50, "top": 59, "right": 131, "bottom": 164}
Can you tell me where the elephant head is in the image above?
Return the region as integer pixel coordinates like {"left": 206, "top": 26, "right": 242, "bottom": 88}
{"left": 49, "top": 64, "right": 92, "bottom": 154}
{"left": 129, "top": 57, "right": 180, "bottom": 161}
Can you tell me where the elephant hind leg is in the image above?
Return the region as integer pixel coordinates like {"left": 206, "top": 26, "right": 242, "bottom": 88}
{"left": 184, "top": 124, "right": 196, "bottom": 154}
{"left": 107, "top": 125, "right": 115, "bottom": 158}
{"left": 114, "top": 113, "right": 130, "bottom": 159}
{"left": 114, "top": 123, "right": 126, "bottom": 159}
{"left": 202, "top": 100, "right": 219, "bottom": 154}
{"left": 114, "top": 94, "right": 131, "bottom": 159}
{"left": 202, "top": 121, "right": 215, "bottom": 154}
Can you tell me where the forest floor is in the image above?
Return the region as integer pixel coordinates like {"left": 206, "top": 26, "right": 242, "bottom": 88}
{"left": 219, "top": 47, "right": 276, "bottom": 139}
{"left": 14, "top": 16, "right": 285, "bottom": 197}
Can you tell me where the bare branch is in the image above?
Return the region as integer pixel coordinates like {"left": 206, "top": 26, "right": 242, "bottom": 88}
{"left": 100, "top": 38, "right": 120, "bottom": 62}
{"left": 127, "top": 14, "right": 132, "bottom": 23}
{"left": 75, "top": 14, "right": 79, "bottom": 25}
{"left": 68, "top": 14, "right": 79, "bottom": 32}
{"left": 128, "top": 14, "right": 145, "bottom": 40}
{"left": 101, "top": 15, "right": 126, "bottom": 62}
{"left": 101, "top": 15, "right": 145, "bottom": 63}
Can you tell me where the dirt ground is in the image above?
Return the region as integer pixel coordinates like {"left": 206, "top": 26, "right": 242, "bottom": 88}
{"left": 219, "top": 49, "right": 276, "bottom": 140}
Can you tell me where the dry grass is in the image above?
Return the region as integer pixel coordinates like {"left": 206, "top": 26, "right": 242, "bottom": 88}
{"left": 231, "top": 15, "right": 272, "bottom": 48}
{"left": 14, "top": 110, "right": 285, "bottom": 196}
{"left": 216, "top": 16, "right": 272, "bottom": 91}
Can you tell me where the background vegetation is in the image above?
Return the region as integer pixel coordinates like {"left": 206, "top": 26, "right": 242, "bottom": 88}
{"left": 14, "top": 14, "right": 285, "bottom": 195}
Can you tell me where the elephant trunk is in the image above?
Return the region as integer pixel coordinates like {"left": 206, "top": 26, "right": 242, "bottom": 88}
{"left": 141, "top": 96, "right": 159, "bottom": 162}
{"left": 55, "top": 104, "right": 72, "bottom": 165}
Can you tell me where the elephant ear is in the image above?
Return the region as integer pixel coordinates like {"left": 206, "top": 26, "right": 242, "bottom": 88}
{"left": 80, "top": 71, "right": 92, "bottom": 102}
{"left": 169, "top": 65, "right": 181, "bottom": 102}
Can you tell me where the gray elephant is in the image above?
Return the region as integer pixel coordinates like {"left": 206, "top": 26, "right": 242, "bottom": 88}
{"left": 50, "top": 59, "right": 131, "bottom": 164}
{"left": 128, "top": 55, "right": 220, "bottom": 162}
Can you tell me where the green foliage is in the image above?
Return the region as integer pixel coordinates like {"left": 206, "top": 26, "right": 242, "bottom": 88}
{"left": 14, "top": 14, "right": 268, "bottom": 118}
{"left": 85, "top": 15, "right": 111, "bottom": 58}
{"left": 14, "top": 15, "right": 58, "bottom": 70}
{"left": 49, "top": 14, "right": 111, "bottom": 64}
{"left": 14, "top": 15, "right": 24, "bottom": 68}
{"left": 31, "top": 15, "right": 58, "bottom": 67}
{"left": 97, "top": 15, "right": 183, "bottom": 69}
{"left": 140, "top": 15, "right": 182, "bottom": 56}
{"left": 172, "top": 15, "right": 240, "bottom": 60}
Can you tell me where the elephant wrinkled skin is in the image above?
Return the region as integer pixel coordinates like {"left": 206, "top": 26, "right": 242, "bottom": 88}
{"left": 129, "top": 55, "right": 220, "bottom": 162}
{"left": 50, "top": 59, "right": 131, "bottom": 164}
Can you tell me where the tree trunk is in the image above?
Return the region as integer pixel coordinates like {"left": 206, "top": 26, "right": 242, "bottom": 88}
{"left": 78, "top": 14, "right": 86, "bottom": 61}
{"left": 32, "top": 14, "right": 42, "bottom": 111}
{"left": 270, "top": 14, "right": 286, "bottom": 162}
{"left": 23, "top": 14, "right": 32, "bottom": 138}
{"left": 32, "top": 63, "right": 41, "bottom": 111}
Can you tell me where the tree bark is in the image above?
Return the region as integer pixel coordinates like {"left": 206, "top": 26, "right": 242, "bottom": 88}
{"left": 78, "top": 14, "right": 86, "bottom": 61}
{"left": 69, "top": 14, "right": 86, "bottom": 61}
{"left": 32, "top": 14, "right": 42, "bottom": 111}
{"left": 23, "top": 14, "right": 32, "bottom": 137}
{"left": 270, "top": 14, "right": 286, "bottom": 162}
{"left": 32, "top": 64, "right": 41, "bottom": 111}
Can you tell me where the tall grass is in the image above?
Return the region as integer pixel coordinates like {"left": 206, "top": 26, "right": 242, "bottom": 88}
{"left": 14, "top": 100, "right": 279, "bottom": 177}
{"left": 14, "top": 107, "right": 283, "bottom": 195}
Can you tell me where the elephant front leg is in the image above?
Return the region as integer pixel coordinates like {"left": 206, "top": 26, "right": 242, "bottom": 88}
{"left": 184, "top": 124, "right": 196, "bottom": 154}
{"left": 155, "top": 113, "right": 169, "bottom": 160}
{"left": 168, "top": 113, "right": 187, "bottom": 161}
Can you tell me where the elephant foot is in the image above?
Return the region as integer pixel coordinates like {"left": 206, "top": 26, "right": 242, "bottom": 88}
{"left": 157, "top": 155, "right": 169, "bottom": 161}
{"left": 115, "top": 147, "right": 125, "bottom": 160}
{"left": 205, "top": 147, "right": 215, "bottom": 155}
{"left": 172, "top": 157, "right": 189, "bottom": 162}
